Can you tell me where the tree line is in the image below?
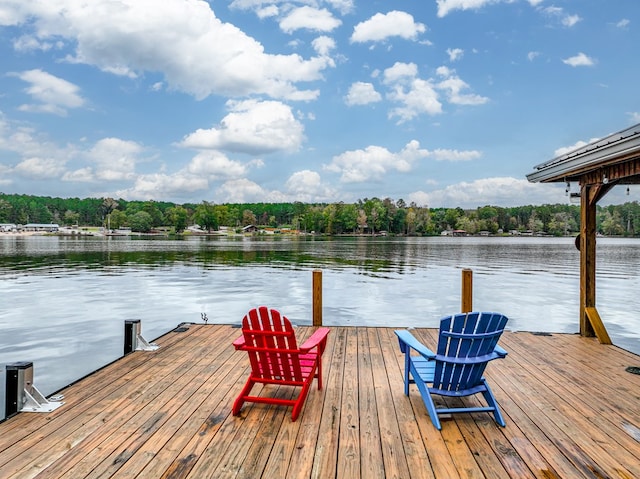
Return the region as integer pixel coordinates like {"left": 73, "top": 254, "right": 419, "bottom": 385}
{"left": 1, "top": 192, "right": 639, "bottom": 237}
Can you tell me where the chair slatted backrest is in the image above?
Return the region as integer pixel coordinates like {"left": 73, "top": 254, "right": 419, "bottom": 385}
{"left": 241, "top": 306, "right": 304, "bottom": 382}
{"left": 433, "top": 312, "right": 507, "bottom": 392}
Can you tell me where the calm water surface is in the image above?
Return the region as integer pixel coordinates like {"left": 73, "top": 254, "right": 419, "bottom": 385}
{"left": 1, "top": 235, "right": 639, "bottom": 419}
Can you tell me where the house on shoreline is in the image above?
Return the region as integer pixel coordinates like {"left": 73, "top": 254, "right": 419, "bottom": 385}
{"left": 23, "top": 223, "right": 60, "bottom": 232}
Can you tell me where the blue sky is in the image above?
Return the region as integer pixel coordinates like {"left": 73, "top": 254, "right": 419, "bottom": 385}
{"left": 0, "top": 0, "right": 638, "bottom": 207}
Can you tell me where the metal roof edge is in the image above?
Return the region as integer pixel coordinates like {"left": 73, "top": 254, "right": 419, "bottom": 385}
{"left": 528, "top": 123, "right": 640, "bottom": 183}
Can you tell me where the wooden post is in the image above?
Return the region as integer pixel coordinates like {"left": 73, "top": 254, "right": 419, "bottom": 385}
{"left": 312, "top": 269, "right": 323, "bottom": 326}
{"left": 580, "top": 184, "right": 596, "bottom": 337}
{"left": 461, "top": 269, "right": 473, "bottom": 313}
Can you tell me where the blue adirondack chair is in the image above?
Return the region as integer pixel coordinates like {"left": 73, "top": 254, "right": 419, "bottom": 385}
{"left": 395, "top": 312, "right": 508, "bottom": 430}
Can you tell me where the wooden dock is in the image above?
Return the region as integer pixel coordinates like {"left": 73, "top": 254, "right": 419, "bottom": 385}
{"left": 1, "top": 324, "right": 639, "bottom": 478}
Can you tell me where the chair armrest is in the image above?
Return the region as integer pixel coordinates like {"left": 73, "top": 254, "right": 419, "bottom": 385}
{"left": 232, "top": 336, "right": 246, "bottom": 350}
{"left": 394, "top": 330, "right": 436, "bottom": 359}
{"left": 300, "top": 327, "right": 330, "bottom": 352}
{"left": 494, "top": 345, "right": 508, "bottom": 358}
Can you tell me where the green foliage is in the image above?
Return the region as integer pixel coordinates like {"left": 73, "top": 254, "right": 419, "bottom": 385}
{"left": 193, "top": 201, "right": 219, "bottom": 232}
{"left": 128, "top": 211, "right": 153, "bottom": 233}
{"left": 166, "top": 206, "right": 188, "bottom": 233}
{"left": 1, "top": 192, "right": 638, "bottom": 237}
{"left": 109, "top": 210, "right": 127, "bottom": 230}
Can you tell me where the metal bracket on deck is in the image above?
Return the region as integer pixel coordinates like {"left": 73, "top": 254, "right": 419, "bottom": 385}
{"left": 124, "top": 319, "right": 159, "bottom": 354}
{"left": 135, "top": 333, "right": 159, "bottom": 351}
{"left": 5, "top": 362, "right": 64, "bottom": 417}
{"left": 20, "top": 384, "right": 64, "bottom": 413}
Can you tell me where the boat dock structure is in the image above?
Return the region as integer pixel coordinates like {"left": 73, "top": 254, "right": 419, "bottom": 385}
{"left": 1, "top": 322, "right": 639, "bottom": 479}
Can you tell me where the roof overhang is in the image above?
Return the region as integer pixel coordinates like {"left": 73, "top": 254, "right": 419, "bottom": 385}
{"left": 527, "top": 123, "right": 640, "bottom": 184}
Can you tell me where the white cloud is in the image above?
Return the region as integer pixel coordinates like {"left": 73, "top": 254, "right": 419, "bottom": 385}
{"left": 324, "top": 140, "right": 429, "bottom": 183}
{"left": 447, "top": 48, "right": 464, "bottom": 62}
{"left": 436, "top": 0, "right": 505, "bottom": 18}
{"left": 382, "top": 62, "right": 419, "bottom": 85}
{"left": 527, "top": 51, "right": 540, "bottom": 61}
{"left": 0, "top": 1, "right": 30, "bottom": 26}
{"left": 186, "top": 151, "right": 250, "bottom": 179}
{"left": 88, "top": 138, "right": 142, "bottom": 181}
{"left": 436, "top": 73, "right": 489, "bottom": 106}
{"left": 381, "top": 62, "right": 441, "bottom": 122}
{"left": 229, "top": 0, "right": 354, "bottom": 16}
{"left": 430, "top": 149, "right": 482, "bottom": 161}
{"left": 0, "top": 161, "right": 11, "bottom": 185}
{"left": 628, "top": 112, "right": 640, "bottom": 123}
{"left": 180, "top": 100, "right": 305, "bottom": 154}
{"left": 14, "top": 69, "right": 85, "bottom": 116}
{"left": 279, "top": 6, "right": 341, "bottom": 33}
{"left": 257, "top": 6, "right": 278, "bottom": 19}
{"left": 12, "top": 35, "right": 61, "bottom": 52}
{"left": 4, "top": 1, "right": 330, "bottom": 101}
{"left": 616, "top": 18, "right": 630, "bottom": 29}
{"left": 62, "top": 167, "right": 94, "bottom": 183}
{"left": 285, "top": 170, "right": 337, "bottom": 201}
{"left": 409, "top": 177, "right": 561, "bottom": 208}
{"left": 312, "top": 36, "right": 336, "bottom": 57}
{"left": 327, "top": 0, "right": 354, "bottom": 15}
{"left": 562, "top": 52, "right": 596, "bottom": 67}
{"left": 562, "top": 14, "right": 581, "bottom": 28}
{"left": 0, "top": 119, "right": 74, "bottom": 166}
{"left": 117, "top": 173, "right": 209, "bottom": 201}
{"left": 14, "top": 157, "right": 66, "bottom": 179}
{"left": 216, "top": 178, "right": 287, "bottom": 203}
{"left": 541, "top": 6, "right": 582, "bottom": 28}
{"left": 377, "top": 63, "right": 486, "bottom": 122}
{"left": 351, "top": 11, "right": 426, "bottom": 43}
{"left": 344, "top": 82, "right": 382, "bottom": 106}
{"left": 387, "top": 78, "right": 442, "bottom": 122}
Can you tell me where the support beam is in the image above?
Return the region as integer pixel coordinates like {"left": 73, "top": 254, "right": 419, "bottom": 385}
{"left": 579, "top": 183, "right": 597, "bottom": 337}
{"left": 579, "top": 182, "right": 614, "bottom": 338}
{"left": 585, "top": 307, "right": 612, "bottom": 344}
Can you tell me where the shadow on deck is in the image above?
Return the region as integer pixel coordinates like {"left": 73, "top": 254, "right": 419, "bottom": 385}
{"left": 1, "top": 324, "right": 639, "bottom": 478}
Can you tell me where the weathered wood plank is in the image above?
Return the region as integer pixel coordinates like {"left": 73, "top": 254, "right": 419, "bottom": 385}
{"left": 107, "top": 328, "right": 244, "bottom": 478}
{"left": 377, "top": 328, "right": 435, "bottom": 479}
{"left": 3, "top": 325, "right": 217, "bottom": 479}
{"left": 281, "top": 326, "right": 338, "bottom": 479}
{"left": 357, "top": 328, "right": 384, "bottom": 479}
{"left": 0, "top": 326, "right": 639, "bottom": 479}
{"left": 368, "top": 328, "right": 411, "bottom": 479}
{"left": 336, "top": 327, "right": 360, "bottom": 479}
{"left": 32, "top": 326, "right": 236, "bottom": 479}
{"left": 310, "top": 326, "right": 347, "bottom": 479}
{"left": 394, "top": 328, "right": 462, "bottom": 479}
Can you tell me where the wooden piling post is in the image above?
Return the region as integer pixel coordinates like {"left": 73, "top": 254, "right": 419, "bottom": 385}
{"left": 312, "top": 269, "right": 323, "bottom": 326}
{"left": 461, "top": 269, "right": 473, "bottom": 313}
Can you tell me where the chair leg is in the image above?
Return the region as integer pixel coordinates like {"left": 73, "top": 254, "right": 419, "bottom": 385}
{"left": 232, "top": 378, "right": 255, "bottom": 416}
{"left": 410, "top": 362, "right": 442, "bottom": 430}
{"left": 481, "top": 380, "right": 506, "bottom": 427}
{"left": 403, "top": 354, "right": 410, "bottom": 396}
{"left": 292, "top": 378, "right": 313, "bottom": 421}
{"left": 316, "top": 357, "right": 323, "bottom": 390}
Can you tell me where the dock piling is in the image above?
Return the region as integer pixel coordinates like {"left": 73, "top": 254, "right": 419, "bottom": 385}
{"left": 4, "top": 362, "right": 63, "bottom": 418}
{"left": 313, "top": 270, "right": 323, "bottom": 326}
{"left": 461, "top": 269, "right": 473, "bottom": 313}
{"left": 124, "top": 320, "right": 159, "bottom": 355}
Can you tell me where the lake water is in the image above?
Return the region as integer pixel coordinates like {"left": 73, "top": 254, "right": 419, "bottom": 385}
{"left": 1, "top": 234, "right": 639, "bottom": 420}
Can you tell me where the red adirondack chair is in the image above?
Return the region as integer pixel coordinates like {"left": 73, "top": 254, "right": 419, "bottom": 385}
{"left": 232, "top": 306, "right": 330, "bottom": 421}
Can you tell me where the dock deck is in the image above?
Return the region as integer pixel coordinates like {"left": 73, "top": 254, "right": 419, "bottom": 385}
{"left": 1, "top": 324, "right": 639, "bottom": 478}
